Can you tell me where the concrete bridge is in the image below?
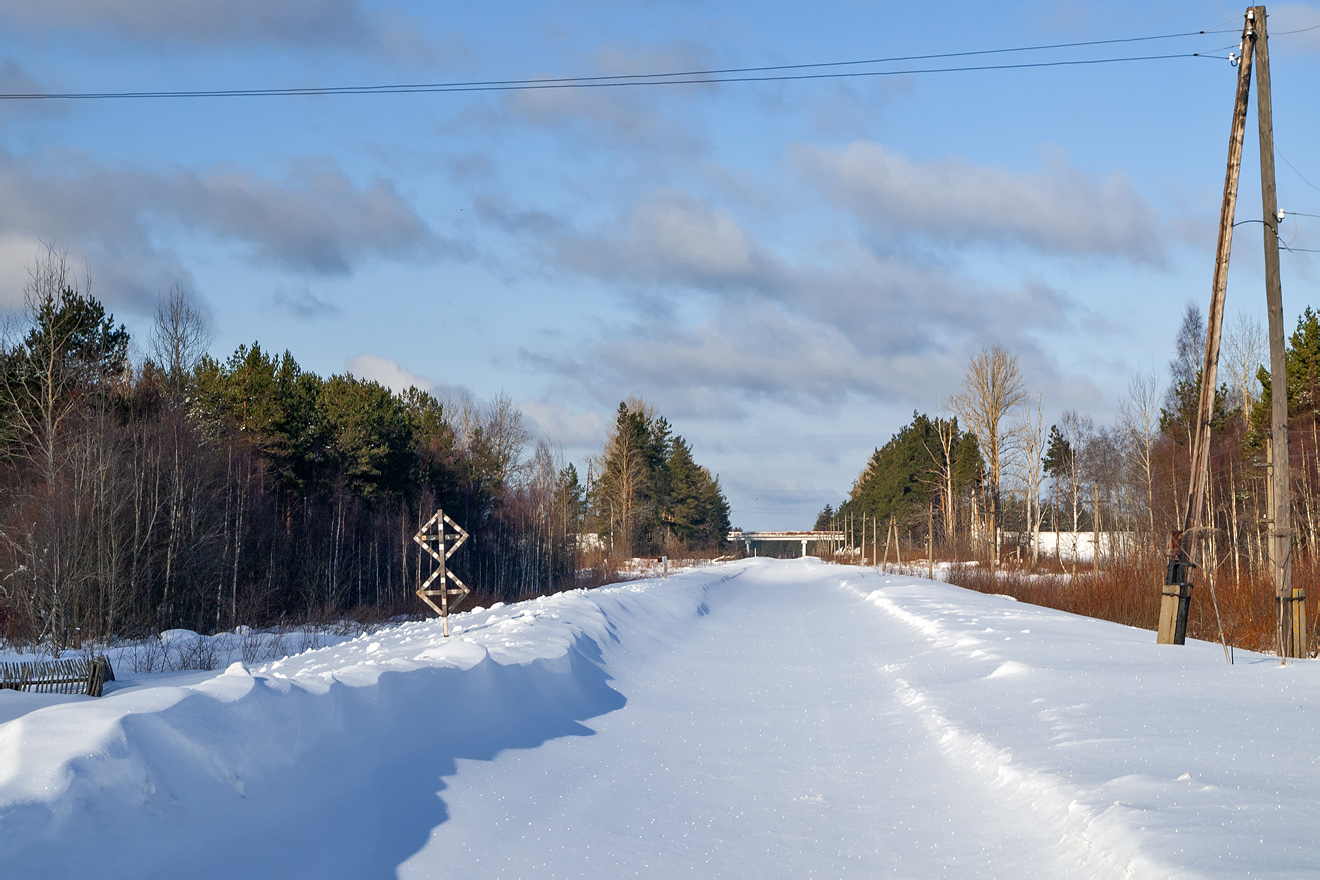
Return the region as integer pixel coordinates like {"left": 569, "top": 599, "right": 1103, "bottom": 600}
{"left": 727, "top": 530, "right": 844, "bottom": 558}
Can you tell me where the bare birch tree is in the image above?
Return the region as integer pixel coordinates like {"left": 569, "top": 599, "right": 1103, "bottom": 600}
{"left": 954, "top": 345, "right": 1028, "bottom": 572}
{"left": 149, "top": 281, "right": 212, "bottom": 395}
{"left": 1223, "top": 310, "right": 1266, "bottom": 429}
{"left": 1119, "top": 367, "right": 1164, "bottom": 536}
{"left": 924, "top": 399, "right": 961, "bottom": 546}
{"left": 1058, "top": 410, "right": 1094, "bottom": 574}
{"left": 1017, "top": 394, "right": 1047, "bottom": 567}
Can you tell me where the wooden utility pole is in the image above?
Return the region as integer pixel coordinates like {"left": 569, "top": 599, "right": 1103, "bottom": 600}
{"left": 1254, "top": 6, "right": 1303, "bottom": 657}
{"left": 1158, "top": 10, "right": 1256, "bottom": 645}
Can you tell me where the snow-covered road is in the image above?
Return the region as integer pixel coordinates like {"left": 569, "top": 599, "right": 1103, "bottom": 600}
{"left": 4, "top": 558, "right": 1320, "bottom": 878}
{"left": 411, "top": 562, "right": 1072, "bottom": 878}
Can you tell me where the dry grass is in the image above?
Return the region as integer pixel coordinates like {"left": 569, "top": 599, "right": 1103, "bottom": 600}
{"left": 944, "top": 555, "right": 1159, "bottom": 631}
{"left": 942, "top": 551, "right": 1320, "bottom": 656}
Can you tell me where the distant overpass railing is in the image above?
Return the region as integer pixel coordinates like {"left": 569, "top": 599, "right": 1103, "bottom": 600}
{"left": 727, "top": 530, "right": 844, "bottom": 558}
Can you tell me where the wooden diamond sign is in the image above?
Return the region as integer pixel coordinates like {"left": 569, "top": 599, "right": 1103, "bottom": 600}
{"left": 413, "top": 509, "right": 471, "bottom": 637}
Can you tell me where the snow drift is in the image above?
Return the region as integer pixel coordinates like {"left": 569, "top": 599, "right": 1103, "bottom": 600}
{"left": 0, "top": 570, "right": 730, "bottom": 877}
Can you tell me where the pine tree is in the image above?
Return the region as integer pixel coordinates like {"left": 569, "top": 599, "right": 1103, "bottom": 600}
{"left": 590, "top": 401, "right": 729, "bottom": 555}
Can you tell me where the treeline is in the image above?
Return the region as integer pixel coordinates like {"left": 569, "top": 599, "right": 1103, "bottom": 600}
{"left": 587, "top": 401, "right": 731, "bottom": 557}
{"left": 0, "top": 251, "right": 726, "bottom": 649}
{"left": 820, "top": 304, "right": 1320, "bottom": 649}
{"left": 819, "top": 412, "right": 983, "bottom": 551}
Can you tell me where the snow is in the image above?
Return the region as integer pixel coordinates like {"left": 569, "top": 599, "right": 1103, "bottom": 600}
{"left": 2, "top": 559, "right": 1319, "bottom": 877}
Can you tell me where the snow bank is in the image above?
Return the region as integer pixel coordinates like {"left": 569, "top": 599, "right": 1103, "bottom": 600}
{"left": 0, "top": 566, "right": 737, "bottom": 877}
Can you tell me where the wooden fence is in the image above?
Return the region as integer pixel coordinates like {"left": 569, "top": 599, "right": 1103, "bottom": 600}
{"left": 0, "top": 657, "right": 115, "bottom": 697}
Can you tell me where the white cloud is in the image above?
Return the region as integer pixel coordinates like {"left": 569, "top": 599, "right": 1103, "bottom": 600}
{"left": 519, "top": 399, "right": 608, "bottom": 450}
{"left": 552, "top": 193, "right": 783, "bottom": 291}
{"left": 344, "top": 354, "right": 433, "bottom": 395}
{"left": 792, "top": 142, "right": 1164, "bottom": 263}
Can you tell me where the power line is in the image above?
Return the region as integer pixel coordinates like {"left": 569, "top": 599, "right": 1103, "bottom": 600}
{"left": 0, "top": 53, "right": 1225, "bottom": 101}
{"left": 0, "top": 28, "right": 1237, "bottom": 102}
{"left": 1279, "top": 150, "right": 1320, "bottom": 191}
{"left": 1270, "top": 21, "right": 1320, "bottom": 36}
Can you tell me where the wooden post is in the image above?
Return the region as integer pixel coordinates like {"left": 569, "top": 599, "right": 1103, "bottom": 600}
{"left": 1254, "top": 6, "right": 1303, "bottom": 657}
{"left": 882, "top": 518, "right": 892, "bottom": 572}
{"left": 1093, "top": 482, "right": 1101, "bottom": 578}
{"left": 928, "top": 502, "right": 935, "bottom": 581}
{"left": 1159, "top": 10, "right": 1256, "bottom": 645}
{"left": 894, "top": 516, "right": 903, "bottom": 568}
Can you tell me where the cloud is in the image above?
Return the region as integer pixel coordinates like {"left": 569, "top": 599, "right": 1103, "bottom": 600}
{"left": 0, "top": 0, "right": 389, "bottom": 48}
{"left": 500, "top": 44, "right": 712, "bottom": 152}
{"left": 272, "top": 286, "right": 338, "bottom": 320}
{"left": 792, "top": 142, "right": 1164, "bottom": 263}
{"left": 0, "top": 61, "right": 65, "bottom": 119}
{"left": 1270, "top": 5, "right": 1320, "bottom": 53}
{"left": 538, "top": 188, "right": 1080, "bottom": 352}
{"left": 503, "top": 87, "right": 701, "bottom": 153}
{"left": 0, "top": 148, "right": 447, "bottom": 308}
{"left": 518, "top": 202, "right": 1096, "bottom": 419}
{"left": 344, "top": 354, "right": 433, "bottom": 395}
{"left": 343, "top": 353, "right": 476, "bottom": 406}
{"left": 525, "top": 289, "right": 1103, "bottom": 430}
{"left": 551, "top": 193, "right": 784, "bottom": 291}
{"left": 518, "top": 399, "right": 608, "bottom": 450}
{"left": 155, "top": 163, "right": 443, "bottom": 274}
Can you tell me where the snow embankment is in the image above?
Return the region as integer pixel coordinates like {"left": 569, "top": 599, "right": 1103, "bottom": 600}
{"left": 0, "top": 567, "right": 733, "bottom": 877}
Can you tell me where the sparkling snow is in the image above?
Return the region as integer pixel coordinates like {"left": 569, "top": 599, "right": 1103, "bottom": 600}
{"left": 1, "top": 558, "right": 1317, "bottom": 877}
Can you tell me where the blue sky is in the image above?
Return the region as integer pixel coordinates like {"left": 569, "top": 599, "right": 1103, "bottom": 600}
{"left": 0, "top": 1, "right": 1317, "bottom": 529}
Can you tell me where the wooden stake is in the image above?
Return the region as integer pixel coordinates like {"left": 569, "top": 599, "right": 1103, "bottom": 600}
{"left": 1159, "top": 10, "right": 1256, "bottom": 645}
{"left": 894, "top": 516, "right": 903, "bottom": 568}
{"left": 928, "top": 503, "right": 935, "bottom": 581}
{"left": 882, "top": 518, "right": 892, "bottom": 572}
{"left": 1254, "top": 5, "right": 1303, "bottom": 657}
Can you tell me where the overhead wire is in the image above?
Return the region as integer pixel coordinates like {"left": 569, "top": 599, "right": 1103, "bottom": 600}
{"left": 1279, "top": 151, "right": 1320, "bottom": 191}
{"left": 1269, "top": 21, "right": 1320, "bottom": 36}
{"left": 0, "top": 27, "right": 1238, "bottom": 101}
{"left": 0, "top": 54, "right": 1229, "bottom": 100}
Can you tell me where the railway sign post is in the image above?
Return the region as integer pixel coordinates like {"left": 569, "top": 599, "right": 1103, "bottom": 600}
{"left": 413, "top": 509, "right": 472, "bottom": 637}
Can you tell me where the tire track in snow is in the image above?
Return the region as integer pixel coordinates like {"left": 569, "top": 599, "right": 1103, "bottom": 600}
{"left": 841, "top": 577, "right": 1179, "bottom": 880}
